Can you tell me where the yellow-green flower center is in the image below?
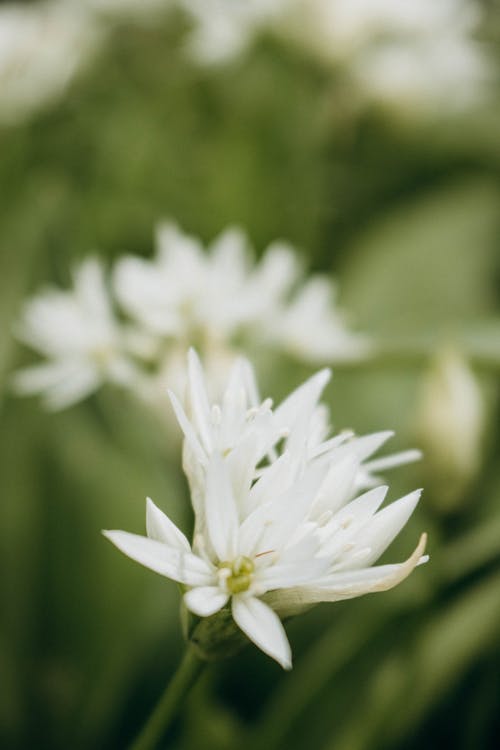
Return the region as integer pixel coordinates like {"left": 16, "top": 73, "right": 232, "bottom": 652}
{"left": 221, "top": 556, "right": 255, "bottom": 595}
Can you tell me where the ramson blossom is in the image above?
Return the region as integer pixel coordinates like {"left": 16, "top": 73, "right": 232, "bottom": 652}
{"left": 177, "top": 0, "right": 489, "bottom": 115}
{"left": 12, "top": 259, "right": 141, "bottom": 409}
{"left": 14, "top": 223, "right": 368, "bottom": 411}
{"left": 104, "top": 350, "right": 427, "bottom": 669}
{"left": 0, "top": 0, "right": 101, "bottom": 125}
{"left": 113, "top": 222, "right": 368, "bottom": 366}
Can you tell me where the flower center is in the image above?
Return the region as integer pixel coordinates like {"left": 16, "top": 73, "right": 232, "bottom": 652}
{"left": 220, "top": 556, "right": 255, "bottom": 595}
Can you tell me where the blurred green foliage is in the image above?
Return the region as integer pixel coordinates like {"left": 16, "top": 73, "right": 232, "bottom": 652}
{"left": 1, "top": 7, "right": 500, "bottom": 750}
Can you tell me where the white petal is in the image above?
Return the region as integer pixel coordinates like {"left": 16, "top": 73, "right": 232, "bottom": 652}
{"left": 103, "top": 530, "right": 213, "bottom": 586}
{"left": 12, "top": 361, "right": 77, "bottom": 394}
{"left": 349, "top": 431, "right": 394, "bottom": 462}
{"left": 225, "top": 433, "right": 259, "bottom": 513}
{"left": 291, "top": 533, "right": 428, "bottom": 605}
{"left": 274, "top": 368, "right": 331, "bottom": 435}
{"left": 239, "top": 472, "right": 315, "bottom": 557}
{"left": 335, "top": 485, "right": 389, "bottom": 527}
{"left": 247, "top": 451, "right": 294, "bottom": 512}
{"left": 239, "top": 357, "right": 261, "bottom": 409}
{"left": 257, "top": 558, "right": 329, "bottom": 591}
{"left": 146, "top": 498, "right": 190, "bottom": 552}
{"left": 363, "top": 449, "right": 422, "bottom": 473}
{"left": 43, "top": 365, "right": 100, "bottom": 409}
{"left": 205, "top": 454, "right": 239, "bottom": 561}
{"left": 187, "top": 348, "right": 214, "bottom": 454}
{"left": 184, "top": 586, "right": 229, "bottom": 617}
{"left": 168, "top": 389, "right": 207, "bottom": 467}
{"left": 312, "top": 455, "right": 359, "bottom": 517}
{"left": 352, "top": 489, "right": 423, "bottom": 566}
{"left": 232, "top": 596, "right": 292, "bottom": 670}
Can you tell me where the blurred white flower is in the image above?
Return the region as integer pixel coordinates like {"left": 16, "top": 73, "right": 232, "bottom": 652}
{"left": 114, "top": 221, "right": 368, "bottom": 367}
{"left": 15, "top": 222, "right": 368, "bottom": 412}
{"left": 178, "top": 0, "right": 489, "bottom": 114}
{"left": 12, "top": 259, "right": 140, "bottom": 410}
{"left": 0, "top": 1, "right": 101, "bottom": 125}
{"left": 105, "top": 350, "right": 427, "bottom": 668}
{"left": 114, "top": 223, "right": 296, "bottom": 341}
{"left": 178, "top": 0, "right": 286, "bottom": 64}
{"left": 14, "top": 223, "right": 367, "bottom": 412}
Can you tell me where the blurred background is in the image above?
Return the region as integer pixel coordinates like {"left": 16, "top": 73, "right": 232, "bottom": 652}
{"left": 1, "top": 1, "right": 500, "bottom": 748}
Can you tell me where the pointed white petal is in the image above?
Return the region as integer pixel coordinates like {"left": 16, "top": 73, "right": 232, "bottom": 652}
{"left": 302, "top": 533, "right": 428, "bottom": 603}
{"left": 363, "top": 449, "right": 422, "bottom": 473}
{"left": 103, "top": 531, "right": 213, "bottom": 586}
{"left": 184, "top": 586, "right": 229, "bottom": 617}
{"left": 335, "top": 485, "right": 389, "bottom": 527}
{"left": 239, "top": 357, "right": 261, "bottom": 409}
{"left": 352, "top": 489, "right": 423, "bottom": 566}
{"left": 312, "top": 455, "right": 359, "bottom": 517}
{"left": 12, "top": 361, "right": 77, "bottom": 394}
{"left": 146, "top": 498, "right": 190, "bottom": 552}
{"left": 267, "top": 534, "right": 428, "bottom": 612}
{"left": 247, "top": 451, "right": 294, "bottom": 512}
{"left": 43, "top": 365, "right": 100, "bottom": 409}
{"left": 349, "top": 431, "right": 394, "bottom": 462}
{"left": 187, "top": 349, "right": 214, "bottom": 454}
{"left": 205, "top": 454, "right": 239, "bottom": 561}
{"left": 257, "top": 557, "right": 329, "bottom": 591}
{"left": 274, "top": 368, "right": 331, "bottom": 434}
{"left": 232, "top": 596, "right": 292, "bottom": 670}
{"left": 225, "top": 433, "right": 259, "bottom": 513}
{"left": 168, "top": 389, "right": 207, "bottom": 467}
{"left": 239, "top": 472, "right": 316, "bottom": 558}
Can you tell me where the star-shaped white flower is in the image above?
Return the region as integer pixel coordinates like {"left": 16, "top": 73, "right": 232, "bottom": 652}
{"left": 104, "top": 350, "right": 427, "bottom": 669}
{"left": 12, "top": 258, "right": 141, "bottom": 409}
{"left": 113, "top": 222, "right": 369, "bottom": 367}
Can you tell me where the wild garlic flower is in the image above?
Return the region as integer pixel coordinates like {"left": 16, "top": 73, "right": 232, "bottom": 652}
{"left": 13, "top": 223, "right": 367, "bottom": 411}
{"left": 12, "top": 259, "right": 142, "bottom": 410}
{"left": 178, "top": 0, "right": 488, "bottom": 115}
{"left": 113, "top": 221, "right": 369, "bottom": 366}
{"left": 0, "top": 1, "right": 101, "bottom": 126}
{"left": 104, "top": 350, "right": 427, "bottom": 669}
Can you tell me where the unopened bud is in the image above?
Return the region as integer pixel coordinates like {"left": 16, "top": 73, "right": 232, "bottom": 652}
{"left": 416, "top": 349, "right": 484, "bottom": 512}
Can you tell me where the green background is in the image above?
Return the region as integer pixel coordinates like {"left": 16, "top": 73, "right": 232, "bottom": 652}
{"left": 1, "top": 5, "right": 500, "bottom": 749}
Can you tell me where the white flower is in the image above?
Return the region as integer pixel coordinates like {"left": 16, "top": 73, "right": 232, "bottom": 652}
{"left": 0, "top": 1, "right": 101, "bottom": 125}
{"left": 14, "top": 223, "right": 367, "bottom": 413}
{"left": 178, "top": 0, "right": 286, "bottom": 64}
{"left": 178, "top": 0, "right": 489, "bottom": 114}
{"left": 114, "top": 222, "right": 297, "bottom": 340}
{"left": 113, "top": 221, "right": 368, "bottom": 366}
{"left": 104, "top": 350, "right": 427, "bottom": 669}
{"left": 13, "top": 258, "right": 139, "bottom": 409}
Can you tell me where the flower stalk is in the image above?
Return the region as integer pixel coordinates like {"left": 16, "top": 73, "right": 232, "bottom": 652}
{"left": 129, "top": 646, "right": 205, "bottom": 750}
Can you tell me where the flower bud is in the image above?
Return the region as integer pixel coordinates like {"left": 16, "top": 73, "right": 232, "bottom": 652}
{"left": 417, "top": 349, "right": 484, "bottom": 512}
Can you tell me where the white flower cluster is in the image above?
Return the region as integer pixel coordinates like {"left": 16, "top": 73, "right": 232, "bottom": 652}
{"left": 179, "top": 0, "right": 489, "bottom": 114}
{"left": 0, "top": 0, "right": 174, "bottom": 126}
{"left": 0, "top": 0, "right": 489, "bottom": 125}
{"left": 0, "top": 0, "right": 102, "bottom": 126}
{"left": 13, "top": 223, "right": 368, "bottom": 411}
{"left": 105, "top": 350, "right": 426, "bottom": 668}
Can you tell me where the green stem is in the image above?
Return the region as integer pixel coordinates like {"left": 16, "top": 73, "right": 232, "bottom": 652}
{"left": 129, "top": 647, "right": 205, "bottom": 750}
